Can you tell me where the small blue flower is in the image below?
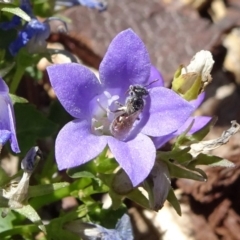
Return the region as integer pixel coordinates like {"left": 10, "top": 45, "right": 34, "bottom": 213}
{"left": 66, "top": 214, "right": 134, "bottom": 240}
{"left": 0, "top": 0, "right": 33, "bottom": 31}
{"left": 0, "top": 0, "right": 50, "bottom": 55}
{"left": 56, "top": 0, "right": 107, "bottom": 11}
{"left": 9, "top": 18, "right": 50, "bottom": 56}
{"left": 0, "top": 78, "right": 20, "bottom": 153}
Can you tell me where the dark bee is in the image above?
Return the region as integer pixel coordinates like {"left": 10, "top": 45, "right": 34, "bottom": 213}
{"left": 110, "top": 83, "right": 154, "bottom": 140}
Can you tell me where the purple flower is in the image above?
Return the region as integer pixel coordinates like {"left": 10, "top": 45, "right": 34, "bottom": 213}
{"left": 0, "top": 0, "right": 51, "bottom": 56}
{"left": 153, "top": 91, "right": 212, "bottom": 149}
{"left": 9, "top": 19, "right": 50, "bottom": 56}
{"left": 65, "top": 214, "right": 133, "bottom": 239}
{"left": 47, "top": 29, "right": 194, "bottom": 186}
{"left": 55, "top": 0, "right": 107, "bottom": 11}
{"left": 0, "top": 78, "right": 20, "bottom": 153}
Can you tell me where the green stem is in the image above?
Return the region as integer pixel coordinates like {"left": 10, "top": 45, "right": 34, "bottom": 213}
{"left": 0, "top": 224, "right": 38, "bottom": 238}
{"left": 30, "top": 178, "right": 91, "bottom": 209}
{"left": 10, "top": 65, "right": 25, "bottom": 94}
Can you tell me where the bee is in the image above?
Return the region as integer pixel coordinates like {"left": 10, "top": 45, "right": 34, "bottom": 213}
{"left": 110, "top": 80, "right": 157, "bottom": 140}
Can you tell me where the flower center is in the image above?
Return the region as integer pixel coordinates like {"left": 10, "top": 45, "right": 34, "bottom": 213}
{"left": 90, "top": 91, "right": 120, "bottom": 136}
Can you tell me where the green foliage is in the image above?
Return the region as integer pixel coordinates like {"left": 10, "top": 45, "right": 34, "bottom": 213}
{"left": 14, "top": 103, "right": 58, "bottom": 155}
{"left": 0, "top": 7, "right": 31, "bottom": 21}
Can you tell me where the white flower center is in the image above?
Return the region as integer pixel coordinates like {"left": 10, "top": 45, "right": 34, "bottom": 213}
{"left": 90, "top": 91, "right": 120, "bottom": 136}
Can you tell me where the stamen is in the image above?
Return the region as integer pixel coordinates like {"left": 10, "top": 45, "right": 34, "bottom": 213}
{"left": 97, "top": 98, "right": 109, "bottom": 114}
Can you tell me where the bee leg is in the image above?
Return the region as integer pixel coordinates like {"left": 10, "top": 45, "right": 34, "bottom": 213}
{"left": 112, "top": 101, "right": 126, "bottom": 113}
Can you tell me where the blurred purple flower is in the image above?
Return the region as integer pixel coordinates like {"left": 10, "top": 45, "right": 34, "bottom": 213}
{"left": 47, "top": 29, "right": 194, "bottom": 186}
{"left": 0, "top": 0, "right": 50, "bottom": 55}
{"left": 9, "top": 18, "right": 50, "bottom": 56}
{"left": 0, "top": 78, "right": 20, "bottom": 153}
{"left": 66, "top": 214, "right": 133, "bottom": 240}
{"left": 56, "top": 0, "right": 107, "bottom": 11}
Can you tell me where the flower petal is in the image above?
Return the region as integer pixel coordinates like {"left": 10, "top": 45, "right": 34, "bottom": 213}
{"left": 0, "top": 78, "right": 9, "bottom": 93}
{"left": 99, "top": 29, "right": 151, "bottom": 92}
{"left": 55, "top": 119, "right": 107, "bottom": 170}
{"left": 183, "top": 116, "right": 212, "bottom": 135}
{"left": 141, "top": 87, "right": 194, "bottom": 137}
{"left": 47, "top": 63, "right": 103, "bottom": 119}
{"left": 107, "top": 133, "right": 155, "bottom": 187}
{"left": 0, "top": 130, "right": 11, "bottom": 145}
{"left": 152, "top": 116, "right": 212, "bottom": 149}
{"left": 148, "top": 66, "right": 164, "bottom": 88}
{"left": 0, "top": 78, "right": 20, "bottom": 153}
{"left": 8, "top": 103, "right": 20, "bottom": 153}
{"left": 190, "top": 92, "right": 205, "bottom": 109}
{"left": 9, "top": 19, "right": 50, "bottom": 56}
{"left": 152, "top": 133, "right": 174, "bottom": 149}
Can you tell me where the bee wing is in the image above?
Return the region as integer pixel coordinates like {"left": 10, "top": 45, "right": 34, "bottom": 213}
{"left": 110, "top": 110, "right": 141, "bottom": 140}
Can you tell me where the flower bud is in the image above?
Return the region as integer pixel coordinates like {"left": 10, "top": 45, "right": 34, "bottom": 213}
{"left": 172, "top": 50, "right": 214, "bottom": 101}
{"left": 144, "top": 161, "right": 171, "bottom": 211}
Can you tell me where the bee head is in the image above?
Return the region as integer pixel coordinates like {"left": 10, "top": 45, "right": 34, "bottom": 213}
{"left": 128, "top": 85, "right": 149, "bottom": 97}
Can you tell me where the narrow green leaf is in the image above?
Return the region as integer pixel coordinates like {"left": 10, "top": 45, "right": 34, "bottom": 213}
{"left": 0, "top": 209, "right": 16, "bottom": 233}
{"left": 209, "top": 158, "right": 235, "bottom": 167}
{"left": 14, "top": 205, "right": 46, "bottom": 233}
{"left": 1, "top": 7, "right": 31, "bottom": 21}
{"left": 68, "top": 170, "right": 96, "bottom": 179}
{"left": 28, "top": 182, "right": 70, "bottom": 198}
{"left": 0, "top": 62, "right": 15, "bottom": 78}
{"left": 127, "top": 188, "right": 150, "bottom": 209}
{"left": 0, "top": 196, "right": 10, "bottom": 208}
{"left": 0, "top": 167, "right": 10, "bottom": 187}
{"left": 164, "top": 161, "right": 206, "bottom": 182}
{"left": 10, "top": 94, "right": 28, "bottom": 104}
{"left": 167, "top": 188, "right": 181, "bottom": 216}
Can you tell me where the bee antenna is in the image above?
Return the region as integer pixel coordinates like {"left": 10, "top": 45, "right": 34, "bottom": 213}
{"left": 144, "top": 79, "right": 159, "bottom": 87}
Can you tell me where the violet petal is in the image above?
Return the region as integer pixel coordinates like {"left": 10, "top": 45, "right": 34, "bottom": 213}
{"left": 47, "top": 63, "right": 103, "bottom": 119}
{"left": 153, "top": 116, "right": 212, "bottom": 149}
{"left": 148, "top": 65, "right": 164, "bottom": 88}
{"left": 55, "top": 119, "right": 107, "bottom": 170}
{"left": 107, "top": 133, "right": 155, "bottom": 187}
{"left": 0, "top": 79, "right": 20, "bottom": 153}
{"left": 99, "top": 29, "right": 151, "bottom": 92}
{"left": 181, "top": 116, "right": 212, "bottom": 135}
{"left": 141, "top": 87, "right": 194, "bottom": 137}
{"left": 8, "top": 103, "right": 20, "bottom": 153}
{"left": 190, "top": 92, "right": 205, "bottom": 109}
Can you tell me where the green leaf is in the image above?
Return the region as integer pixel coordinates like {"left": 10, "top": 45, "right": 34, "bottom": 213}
{"left": 0, "top": 196, "right": 10, "bottom": 208}
{"left": 67, "top": 161, "right": 97, "bottom": 179}
{"left": 1, "top": 7, "right": 31, "bottom": 21}
{"left": 28, "top": 182, "right": 70, "bottom": 198}
{"left": 68, "top": 170, "right": 96, "bottom": 179}
{"left": 48, "top": 100, "right": 73, "bottom": 129}
{"left": 188, "top": 116, "right": 218, "bottom": 142}
{"left": 209, "top": 158, "right": 235, "bottom": 167}
{"left": 164, "top": 160, "right": 206, "bottom": 181}
{"left": 175, "top": 117, "right": 217, "bottom": 147}
{"left": 0, "top": 167, "right": 10, "bottom": 187}
{"left": 187, "top": 153, "right": 234, "bottom": 167}
{"left": 127, "top": 188, "right": 150, "bottom": 209}
{"left": 10, "top": 94, "right": 28, "bottom": 104}
{"left": 167, "top": 188, "right": 181, "bottom": 216}
{"left": 0, "top": 28, "right": 17, "bottom": 49}
{"left": 14, "top": 103, "right": 58, "bottom": 155}
{"left": 109, "top": 190, "right": 123, "bottom": 210}
{"left": 0, "top": 209, "right": 16, "bottom": 233}
{"left": 0, "top": 62, "right": 15, "bottom": 78}
{"left": 14, "top": 205, "right": 46, "bottom": 233}
{"left": 158, "top": 148, "right": 192, "bottom": 164}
